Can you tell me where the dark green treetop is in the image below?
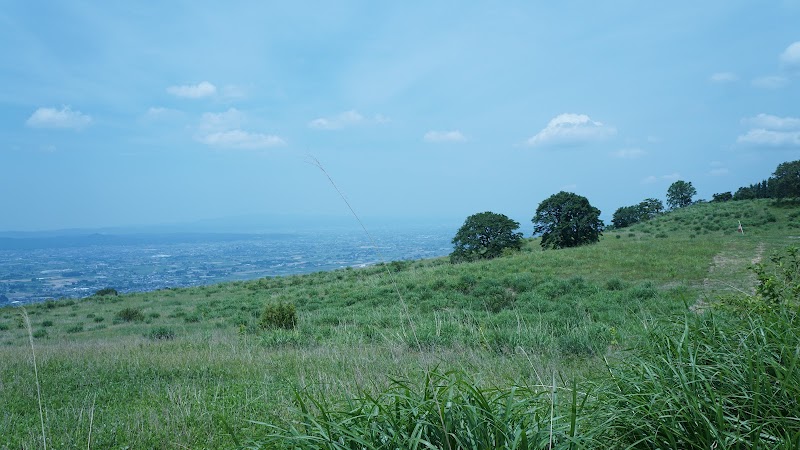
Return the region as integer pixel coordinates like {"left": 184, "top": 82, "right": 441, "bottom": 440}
{"left": 450, "top": 211, "right": 523, "bottom": 263}
{"left": 772, "top": 159, "right": 800, "bottom": 199}
{"left": 611, "top": 198, "right": 664, "bottom": 229}
{"left": 712, "top": 192, "right": 733, "bottom": 202}
{"left": 666, "top": 180, "right": 696, "bottom": 209}
{"left": 533, "top": 191, "right": 603, "bottom": 249}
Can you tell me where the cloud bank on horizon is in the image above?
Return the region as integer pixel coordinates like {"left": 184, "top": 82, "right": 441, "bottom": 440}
{"left": 1, "top": 2, "right": 799, "bottom": 231}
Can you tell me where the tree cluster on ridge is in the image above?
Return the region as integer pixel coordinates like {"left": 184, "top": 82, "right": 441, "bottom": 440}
{"left": 450, "top": 159, "right": 800, "bottom": 263}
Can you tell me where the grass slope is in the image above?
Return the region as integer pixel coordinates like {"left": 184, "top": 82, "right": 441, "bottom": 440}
{"left": 1, "top": 199, "right": 798, "bottom": 449}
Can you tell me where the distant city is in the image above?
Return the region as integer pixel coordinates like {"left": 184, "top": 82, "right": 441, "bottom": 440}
{"left": 0, "top": 226, "right": 455, "bottom": 305}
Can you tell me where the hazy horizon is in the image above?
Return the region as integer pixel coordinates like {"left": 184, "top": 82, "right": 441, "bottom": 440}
{"left": 2, "top": 2, "right": 799, "bottom": 232}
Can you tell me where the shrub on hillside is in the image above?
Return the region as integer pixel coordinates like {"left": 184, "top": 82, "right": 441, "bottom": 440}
{"left": 66, "top": 323, "right": 84, "bottom": 333}
{"left": 95, "top": 287, "right": 119, "bottom": 297}
{"left": 147, "top": 326, "right": 176, "bottom": 340}
{"left": 259, "top": 302, "right": 297, "bottom": 330}
{"left": 114, "top": 307, "right": 145, "bottom": 323}
{"left": 752, "top": 246, "right": 799, "bottom": 307}
{"left": 33, "top": 329, "right": 48, "bottom": 338}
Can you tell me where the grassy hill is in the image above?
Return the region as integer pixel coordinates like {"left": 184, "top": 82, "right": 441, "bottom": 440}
{"left": 1, "top": 199, "right": 799, "bottom": 449}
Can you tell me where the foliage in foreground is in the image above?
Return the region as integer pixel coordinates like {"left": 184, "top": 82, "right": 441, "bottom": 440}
{"left": 594, "top": 307, "right": 800, "bottom": 449}
{"left": 250, "top": 370, "right": 586, "bottom": 450}
{"left": 249, "top": 305, "right": 800, "bottom": 449}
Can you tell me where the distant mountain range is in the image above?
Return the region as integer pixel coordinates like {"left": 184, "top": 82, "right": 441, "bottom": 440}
{"left": 0, "top": 232, "right": 293, "bottom": 250}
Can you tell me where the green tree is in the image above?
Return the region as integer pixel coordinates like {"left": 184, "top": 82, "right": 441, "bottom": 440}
{"left": 712, "top": 192, "right": 733, "bottom": 202}
{"left": 612, "top": 205, "right": 641, "bottom": 228}
{"left": 450, "top": 212, "right": 523, "bottom": 263}
{"left": 772, "top": 159, "right": 800, "bottom": 199}
{"left": 638, "top": 198, "right": 664, "bottom": 219}
{"left": 666, "top": 180, "right": 696, "bottom": 209}
{"left": 533, "top": 191, "right": 603, "bottom": 249}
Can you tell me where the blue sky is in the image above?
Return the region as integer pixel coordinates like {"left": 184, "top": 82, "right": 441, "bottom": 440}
{"left": 1, "top": 1, "right": 799, "bottom": 232}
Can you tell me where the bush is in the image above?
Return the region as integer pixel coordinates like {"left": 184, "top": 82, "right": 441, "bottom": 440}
{"left": 184, "top": 314, "right": 201, "bottom": 323}
{"left": 33, "top": 329, "right": 48, "bottom": 338}
{"left": 94, "top": 288, "right": 119, "bottom": 297}
{"left": 604, "top": 278, "right": 626, "bottom": 291}
{"left": 259, "top": 302, "right": 297, "bottom": 330}
{"left": 41, "top": 320, "right": 53, "bottom": 327}
{"left": 114, "top": 307, "right": 145, "bottom": 323}
{"left": 751, "top": 245, "right": 800, "bottom": 308}
{"left": 66, "top": 323, "right": 84, "bottom": 333}
{"left": 147, "top": 327, "right": 176, "bottom": 340}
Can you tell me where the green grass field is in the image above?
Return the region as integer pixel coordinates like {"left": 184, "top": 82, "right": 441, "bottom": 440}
{"left": 1, "top": 199, "right": 799, "bottom": 449}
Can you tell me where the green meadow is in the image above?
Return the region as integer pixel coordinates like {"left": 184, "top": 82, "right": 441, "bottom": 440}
{"left": 2, "top": 199, "right": 799, "bottom": 449}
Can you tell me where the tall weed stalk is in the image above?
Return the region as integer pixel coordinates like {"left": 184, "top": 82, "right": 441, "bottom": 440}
{"left": 308, "top": 155, "right": 421, "bottom": 350}
{"left": 21, "top": 307, "right": 47, "bottom": 450}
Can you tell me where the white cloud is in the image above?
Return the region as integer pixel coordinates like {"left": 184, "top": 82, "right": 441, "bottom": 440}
{"left": 308, "top": 110, "right": 388, "bottom": 130}
{"left": 642, "top": 173, "right": 681, "bottom": 184}
{"left": 526, "top": 113, "right": 616, "bottom": 147}
{"left": 423, "top": 130, "right": 467, "bottom": 143}
{"left": 611, "top": 148, "right": 645, "bottom": 159}
{"left": 710, "top": 72, "right": 738, "bottom": 82}
{"left": 737, "top": 129, "right": 800, "bottom": 147}
{"left": 199, "top": 108, "right": 245, "bottom": 131}
{"left": 751, "top": 75, "right": 788, "bottom": 89}
{"left": 780, "top": 41, "right": 800, "bottom": 67}
{"left": 710, "top": 168, "right": 729, "bottom": 176}
{"left": 737, "top": 113, "right": 800, "bottom": 148}
{"left": 144, "top": 107, "right": 183, "bottom": 121}
{"left": 221, "top": 84, "right": 247, "bottom": 100}
{"left": 743, "top": 113, "right": 800, "bottom": 130}
{"left": 26, "top": 106, "right": 92, "bottom": 129}
{"left": 195, "top": 108, "right": 284, "bottom": 149}
{"left": 199, "top": 130, "right": 285, "bottom": 149}
{"left": 167, "top": 81, "right": 217, "bottom": 98}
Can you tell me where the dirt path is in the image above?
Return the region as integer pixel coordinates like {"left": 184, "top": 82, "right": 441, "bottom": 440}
{"left": 692, "top": 242, "right": 765, "bottom": 312}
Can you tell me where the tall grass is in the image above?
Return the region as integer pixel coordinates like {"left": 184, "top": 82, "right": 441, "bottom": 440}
{"left": 248, "top": 301, "right": 800, "bottom": 449}
{"left": 249, "top": 370, "right": 589, "bottom": 450}
{"left": 593, "top": 307, "right": 800, "bottom": 448}
{"left": 251, "top": 245, "right": 800, "bottom": 449}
